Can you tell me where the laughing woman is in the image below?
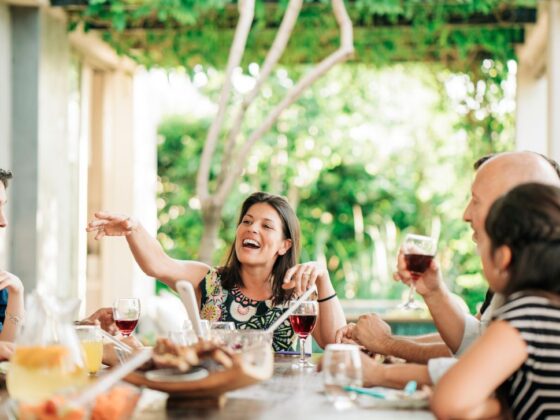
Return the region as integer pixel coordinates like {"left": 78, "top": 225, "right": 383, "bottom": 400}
{"left": 86, "top": 192, "right": 346, "bottom": 351}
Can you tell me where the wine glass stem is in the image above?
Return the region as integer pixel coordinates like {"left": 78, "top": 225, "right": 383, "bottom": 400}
{"left": 299, "top": 336, "right": 307, "bottom": 365}
{"left": 408, "top": 281, "right": 416, "bottom": 305}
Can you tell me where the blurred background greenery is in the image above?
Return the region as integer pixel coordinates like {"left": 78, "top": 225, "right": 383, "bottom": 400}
{"left": 65, "top": 0, "right": 530, "bottom": 314}
{"left": 155, "top": 59, "right": 514, "bottom": 314}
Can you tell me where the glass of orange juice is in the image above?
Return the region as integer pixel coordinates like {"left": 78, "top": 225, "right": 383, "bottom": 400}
{"left": 75, "top": 325, "right": 103, "bottom": 374}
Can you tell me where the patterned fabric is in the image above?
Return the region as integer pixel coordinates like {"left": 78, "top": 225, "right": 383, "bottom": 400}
{"left": 493, "top": 292, "right": 560, "bottom": 420}
{"left": 199, "top": 268, "right": 297, "bottom": 351}
{"left": 0, "top": 289, "right": 7, "bottom": 331}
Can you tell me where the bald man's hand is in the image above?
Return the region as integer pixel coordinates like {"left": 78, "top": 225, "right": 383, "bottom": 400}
{"left": 393, "top": 248, "right": 444, "bottom": 298}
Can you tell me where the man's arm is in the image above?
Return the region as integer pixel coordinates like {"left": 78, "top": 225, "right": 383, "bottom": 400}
{"left": 404, "top": 332, "right": 443, "bottom": 344}
{"left": 423, "top": 287, "right": 470, "bottom": 353}
{"left": 394, "top": 250, "right": 469, "bottom": 353}
{"left": 348, "top": 314, "right": 452, "bottom": 363}
{"left": 380, "top": 336, "right": 452, "bottom": 364}
{"left": 360, "top": 353, "right": 433, "bottom": 388}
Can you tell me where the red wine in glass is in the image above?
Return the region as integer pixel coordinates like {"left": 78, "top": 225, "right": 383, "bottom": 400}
{"left": 115, "top": 319, "right": 139, "bottom": 337}
{"left": 289, "top": 314, "right": 318, "bottom": 338}
{"left": 401, "top": 234, "right": 437, "bottom": 310}
{"left": 288, "top": 300, "right": 319, "bottom": 369}
{"left": 404, "top": 254, "right": 434, "bottom": 279}
{"left": 113, "top": 298, "right": 141, "bottom": 337}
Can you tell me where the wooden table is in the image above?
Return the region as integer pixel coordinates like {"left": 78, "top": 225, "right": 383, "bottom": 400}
{"left": 134, "top": 355, "right": 435, "bottom": 420}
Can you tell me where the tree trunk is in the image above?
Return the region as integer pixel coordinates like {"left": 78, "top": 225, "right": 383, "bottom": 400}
{"left": 195, "top": 0, "right": 353, "bottom": 260}
{"left": 198, "top": 202, "right": 223, "bottom": 264}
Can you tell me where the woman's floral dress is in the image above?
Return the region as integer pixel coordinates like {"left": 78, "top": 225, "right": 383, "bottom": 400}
{"left": 199, "top": 268, "right": 296, "bottom": 351}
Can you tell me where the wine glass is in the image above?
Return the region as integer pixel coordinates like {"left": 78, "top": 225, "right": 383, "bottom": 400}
{"left": 289, "top": 300, "right": 318, "bottom": 369}
{"left": 112, "top": 298, "right": 141, "bottom": 337}
{"left": 400, "top": 234, "right": 437, "bottom": 310}
{"left": 323, "top": 343, "right": 363, "bottom": 410}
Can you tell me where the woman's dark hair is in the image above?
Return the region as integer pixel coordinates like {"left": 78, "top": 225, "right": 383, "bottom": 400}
{"left": 485, "top": 182, "right": 560, "bottom": 296}
{"left": 218, "top": 192, "right": 300, "bottom": 305}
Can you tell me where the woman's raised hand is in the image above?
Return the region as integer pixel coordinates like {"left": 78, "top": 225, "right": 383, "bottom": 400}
{"left": 86, "top": 211, "right": 138, "bottom": 240}
{"left": 0, "top": 271, "right": 23, "bottom": 295}
{"left": 282, "top": 261, "right": 329, "bottom": 296}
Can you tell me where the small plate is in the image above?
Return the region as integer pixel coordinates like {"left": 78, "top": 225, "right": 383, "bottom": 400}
{"left": 145, "top": 367, "right": 209, "bottom": 383}
{"left": 356, "top": 387, "right": 429, "bottom": 410}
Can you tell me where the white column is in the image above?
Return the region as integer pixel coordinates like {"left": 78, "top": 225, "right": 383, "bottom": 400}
{"left": 99, "top": 69, "right": 156, "bottom": 309}
{"left": 0, "top": 4, "right": 12, "bottom": 270}
{"left": 516, "top": 62, "right": 548, "bottom": 153}
{"left": 132, "top": 70, "right": 158, "bottom": 302}
{"left": 99, "top": 70, "right": 136, "bottom": 305}
{"left": 10, "top": 6, "right": 40, "bottom": 292}
{"left": 10, "top": 6, "right": 80, "bottom": 299}
{"left": 549, "top": 0, "right": 560, "bottom": 161}
{"left": 36, "top": 9, "right": 72, "bottom": 299}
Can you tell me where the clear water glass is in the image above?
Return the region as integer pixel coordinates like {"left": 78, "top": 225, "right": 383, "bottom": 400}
{"left": 168, "top": 327, "right": 198, "bottom": 346}
{"left": 210, "top": 321, "right": 236, "bottom": 346}
{"left": 323, "top": 343, "right": 363, "bottom": 410}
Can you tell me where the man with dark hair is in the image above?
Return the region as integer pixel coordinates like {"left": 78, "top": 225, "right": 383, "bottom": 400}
{"left": 0, "top": 169, "right": 12, "bottom": 186}
{"left": 0, "top": 168, "right": 24, "bottom": 360}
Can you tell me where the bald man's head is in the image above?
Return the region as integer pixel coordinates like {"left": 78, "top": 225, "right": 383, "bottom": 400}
{"left": 463, "top": 151, "right": 560, "bottom": 243}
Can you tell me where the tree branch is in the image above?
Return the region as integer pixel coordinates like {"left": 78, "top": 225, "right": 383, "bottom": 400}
{"left": 216, "top": 0, "right": 303, "bottom": 187}
{"left": 196, "top": 0, "right": 255, "bottom": 203}
{"left": 215, "top": 0, "right": 354, "bottom": 204}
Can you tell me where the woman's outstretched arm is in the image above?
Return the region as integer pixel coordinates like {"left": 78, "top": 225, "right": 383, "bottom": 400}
{"left": 87, "top": 211, "right": 210, "bottom": 292}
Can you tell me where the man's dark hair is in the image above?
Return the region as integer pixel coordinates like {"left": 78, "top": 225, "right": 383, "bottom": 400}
{"left": 485, "top": 182, "right": 560, "bottom": 296}
{"left": 473, "top": 154, "right": 495, "bottom": 171}
{"left": 538, "top": 153, "right": 560, "bottom": 179}
{"left": 0, "top": 169, "right": 13, "bottom": 188}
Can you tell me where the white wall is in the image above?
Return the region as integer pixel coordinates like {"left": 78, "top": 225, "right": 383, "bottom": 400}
{"left": 516, "top": 1, "right": 560, "bottom": 160}
{"left": 132, "top": 70, "right": 158, "bottom": 302}
{"left": 516, "top": 63, "right": 547, "bottom": 154}
{"left": 36, "top": 9, "right": 74, "bottom": 298}
{"left": 0, "top": 3, "right": 11, "bottom": 270}
{"left": 548, "top": 0, "right": 560, "bottom": 161}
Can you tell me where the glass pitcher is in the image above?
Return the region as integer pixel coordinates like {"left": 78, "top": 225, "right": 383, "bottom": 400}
{"left": 6, "top": 291, "right": 88, "bottom": 403}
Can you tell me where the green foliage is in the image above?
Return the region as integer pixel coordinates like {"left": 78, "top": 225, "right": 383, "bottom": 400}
{"left": 156, "top": 60, "right": 514, "bottom": 313}
{"left": 74, "top": 0, "right": 521, "bottom": 312}
{"left": 68, "top": 0, "right": 534, "bottom": 70}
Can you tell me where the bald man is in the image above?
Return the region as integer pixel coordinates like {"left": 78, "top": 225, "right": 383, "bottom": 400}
{"left": 335, "top": 151, "right": 560, "bottom": 387}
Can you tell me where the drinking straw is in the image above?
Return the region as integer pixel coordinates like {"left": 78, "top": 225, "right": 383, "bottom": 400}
{"left": 342, "top": 386, "right": 387, "bottom": 399}
{"left": 176, "top": 280, "right": 203, "bottom": 337}
{"left": 74, "top": 348, "right": 152, "bottom": 406}
{"left": 265, "top": 285, "right": 318, "bottom": 333}
{"left": 98, "top": 328, "right": 133, "bottom": 353}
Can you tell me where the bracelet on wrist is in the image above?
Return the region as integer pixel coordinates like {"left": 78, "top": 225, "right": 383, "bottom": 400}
{"left": 317, "top": 292, "right": 337, "bottom": 303}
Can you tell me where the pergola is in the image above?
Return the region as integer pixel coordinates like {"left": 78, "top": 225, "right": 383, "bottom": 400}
{"left": 50, "top": 0, "right": 560, "bottom": 158}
